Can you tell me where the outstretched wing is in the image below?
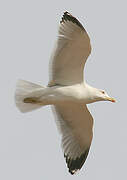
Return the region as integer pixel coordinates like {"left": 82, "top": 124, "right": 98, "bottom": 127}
{"left": 49, "top": 12, "right": 91, "bottom": 86}
{"left": 52, "top": 104, "right": 93, "bottom": 174}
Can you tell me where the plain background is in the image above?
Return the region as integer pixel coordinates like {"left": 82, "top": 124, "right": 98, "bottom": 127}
{"left": 0, "top": 0, "right": 126, "bottom": 179}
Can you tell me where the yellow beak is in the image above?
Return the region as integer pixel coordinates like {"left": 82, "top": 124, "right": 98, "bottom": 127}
{"left": 106, "top": 97, "right": 116, "bottom": 102}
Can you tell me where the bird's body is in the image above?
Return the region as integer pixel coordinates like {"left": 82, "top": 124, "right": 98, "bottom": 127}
{"left": 15, "top": 12, "right": 115, "bottom": 175}
{"left": 31, "top": 83, "right": 99, "bottom": 105}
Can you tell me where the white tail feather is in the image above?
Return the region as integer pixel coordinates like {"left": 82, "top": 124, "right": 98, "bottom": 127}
{"left": 15, "top": 79, "right": 45, "bottom": 113}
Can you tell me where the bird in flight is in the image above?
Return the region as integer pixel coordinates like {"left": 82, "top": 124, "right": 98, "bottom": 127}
{"left": 15, "top": 12, "right": 115, "bottom": 175}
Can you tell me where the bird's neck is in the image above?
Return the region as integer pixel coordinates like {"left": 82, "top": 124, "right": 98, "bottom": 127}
{"left": 83, "top": 83, "right": 100, "bottom": 104}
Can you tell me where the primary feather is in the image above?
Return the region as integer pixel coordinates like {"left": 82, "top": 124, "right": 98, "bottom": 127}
{"left": 52, "top": 104, "right": 93, "bottom": 174}
{"left": 49, "top": 12, "right": 91, "bottom": 86}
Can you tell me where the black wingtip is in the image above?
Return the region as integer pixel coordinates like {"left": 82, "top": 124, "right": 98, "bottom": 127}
{"left": 64, "top": 148, "right": 90, "bottom": 175}
{"left": 60, "top": 12, "right": 85, "bottom": 30}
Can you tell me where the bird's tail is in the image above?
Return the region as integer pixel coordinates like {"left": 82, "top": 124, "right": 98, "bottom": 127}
{"left": 15, "top": 79, "right": 45, "bottom": 113}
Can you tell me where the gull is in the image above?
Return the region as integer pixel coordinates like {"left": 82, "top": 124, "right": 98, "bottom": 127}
{"left": 15, "top": 12, "right": 115, "bottom": 175}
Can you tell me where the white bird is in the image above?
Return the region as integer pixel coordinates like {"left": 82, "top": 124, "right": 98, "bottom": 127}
{"left": 15, "top": 12, "right": 115, "bottom": 175}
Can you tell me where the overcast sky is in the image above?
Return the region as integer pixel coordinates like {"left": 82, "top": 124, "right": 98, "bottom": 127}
{"left": 0, "top": 0, "right": 127, "bottom": 179}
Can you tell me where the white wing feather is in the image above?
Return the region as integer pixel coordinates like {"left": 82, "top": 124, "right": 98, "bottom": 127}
{"left": 52, "top": 103, "right": 93, "bottom": 174}
{"left": 49, "top": 12, "right": 91, "bottom": 86}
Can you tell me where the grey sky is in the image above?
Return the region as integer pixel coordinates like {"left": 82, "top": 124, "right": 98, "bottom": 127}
{"left": 0, "top": 0, "right": 126, "bottom": 179}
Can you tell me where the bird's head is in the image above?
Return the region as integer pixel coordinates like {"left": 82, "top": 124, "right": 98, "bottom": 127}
{"left": 96, "top": 89, "right": 116, "bottom": 102}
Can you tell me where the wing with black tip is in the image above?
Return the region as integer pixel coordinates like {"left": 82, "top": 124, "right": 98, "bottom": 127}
{"left": 49, "top": 12, "right": 91, "bottom": 86}
{"left": 52, "top": 104, "right": 93, "bottom": 174}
